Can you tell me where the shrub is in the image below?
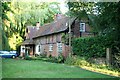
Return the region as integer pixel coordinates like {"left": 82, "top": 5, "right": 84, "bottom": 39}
{"left": 74, "top": 57, "right": 90, "bottom": 67}
{"left": 18, "top": 56, "right": 22, "bottom": 59}
{"left": 40, "top": 53, "right": 47, "bottom": 58}
{"left": 64, "top": 56, "right": 77, "bottom": 65}
{"left": 25, "top": 56, "right": 37, "bottom": 60}
{"left": 57, "top": 54, "right": 64, "bottom": 63}
{"left": 48, "top": 54, "right": 52, "bottom": 58}
{"left": 72, "top": 36, "right": 110, "bottom": 58}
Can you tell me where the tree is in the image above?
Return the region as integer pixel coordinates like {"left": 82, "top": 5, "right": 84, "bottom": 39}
{"left": 67, "top": 2, "right": 95, "bottom": 18}
{"left": 0, "top": 1, "right": 13, "bottom": 50}
{"left": 68, "top": 2, "right": 120, "bottom": 68}
{"left": 3, "top": 0, "right": 61, "bottom": 50}
{"left": 8, "top": 1, "right": 61, "bottom": 38}
{"left": 95, "top": 2, "right": 120, "bottom": 68}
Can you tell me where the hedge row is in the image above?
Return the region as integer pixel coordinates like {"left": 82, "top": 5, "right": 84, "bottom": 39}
{"left": 72, "top": 36, "right": 111, "bottom": 58}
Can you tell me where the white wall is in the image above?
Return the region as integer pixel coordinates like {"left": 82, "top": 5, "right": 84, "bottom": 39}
{"left": 35, "top": 44, "right": 40, "bottom": 55}
{"left": 21, "top": 46, "right": 25, "bottom": 53}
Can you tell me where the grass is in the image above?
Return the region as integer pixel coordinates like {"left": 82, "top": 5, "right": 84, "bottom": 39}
{"left": 2, "top": 59, "right": 119, "bottom": 78}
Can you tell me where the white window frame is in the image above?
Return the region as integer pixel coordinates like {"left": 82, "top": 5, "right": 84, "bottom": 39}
{"left": 49, "top": 44, "right": 53, "bottom": 52}
{"left": 80, "top": 23, "right": 85, "bottom": 32}
{"left": 57, "top": 43, "right": 62, "bottom": 53}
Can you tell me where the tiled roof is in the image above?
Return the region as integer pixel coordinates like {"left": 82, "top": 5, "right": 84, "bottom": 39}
{"left": 21, "top": 39, "right": 34, "bottom": 45}
{"left": 21, "top": 17, "right": 76, "bottom": 45}
{"left": 27, "top": 26, "right": 37, "bottom": 39}
{"left": 33, "top": 17, "right": 76, "bottom": 38}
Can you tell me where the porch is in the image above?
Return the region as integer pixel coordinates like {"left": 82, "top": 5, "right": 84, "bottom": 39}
{"left": 20, "top": 39, "right": 35, "bottom": 57}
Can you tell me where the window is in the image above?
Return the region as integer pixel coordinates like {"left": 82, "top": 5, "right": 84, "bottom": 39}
{"left": 80, "top": 23, "right": 85, "bottom": 32}
{"left": 49, "top": 44, "right": 53, "bottom": 52}
{"left": 57, "top": 43, "right": 62, "bottom": 53}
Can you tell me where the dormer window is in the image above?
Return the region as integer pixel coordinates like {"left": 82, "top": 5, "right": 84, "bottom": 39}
{"left": 80, "top": 23, "right": 85, "bottom": 32}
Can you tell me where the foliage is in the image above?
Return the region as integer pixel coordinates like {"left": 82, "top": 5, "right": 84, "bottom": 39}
{"left": 1, "top": 1, "right": 61, "bottom": 50}
{"left": 57, "top": 54, "right": 64, "bottom": 63}
{"left": 64, "top": 56, "right": 76, "bottom": 65}
{"left": 7, "top": 1, "right": 61, "bottom": 38}
{"left": 0, "top": 1, "right": 12, "bottom": 50}
{"left": 112, "top": 47, "right": 120, "bottom": 69}
{"left": 72, "top": 36, "right": 111, "bottom": 58}
{"left": 1, "top": 2, "right": 13, "bottom": 21}
{"left": 93, "top": 2, "right": 120, "bottom": 69}
{"left": 67, "top": 2, "right": 95, "bottom": 18}
{"left": 74, "top": 57, "right": 90, "bottom": 67}
{"left": 8, "top": 33, "right": 23, "bottom": 50}
{"left": 64, "top": 56, "right": 119, "bottom": 77}
{"left": 39, "top": 53, "right": 47, "bottom": 58}
{"left": 2, "top": 30, "right": 10, "bottom": 50}
{"left": 25, "top": 53, "right": 64, "bottom": 63}
{"left": 64, "top": 56, "right": 89, "bottom": 66}
{"left": 25, "top": 56, "right": 33, "bottom": 60}
{"left": 61, "top": 33, "right": 69, "bottom": 45}
{"left": 67, "top": 2, "right": 120, "bottom": 68}
{"left": 25, "top": 56, "right": 37, "bottom": 60}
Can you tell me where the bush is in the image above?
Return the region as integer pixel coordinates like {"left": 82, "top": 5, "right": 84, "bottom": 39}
{"left": 57, "top": 54, "right": 64, "bottom": 63}
{"left": 47, "top": 54, "right": 64, "bottom": 63}
{"left": 64, "top": 56, "right": 77, "bottom": 65}
{"left": 40, "top": 53, "right": 47, "bottom": 58}
{"left": 25, "top": 56, "right": 37, "bottom": 60}
{"left": 74, "top": 57, "right": 90, "bottom": 67}
{"left": 72, "top": 36, "right": 110, "bottom": 58}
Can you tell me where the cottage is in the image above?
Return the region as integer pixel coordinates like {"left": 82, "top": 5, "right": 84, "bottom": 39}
{"left": 20, "top": 14, "right": 93, "bottom": 58}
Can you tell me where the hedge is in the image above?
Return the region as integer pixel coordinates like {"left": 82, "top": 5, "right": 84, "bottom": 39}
{"left": 72, "top": 36, "right": 110, "bottom": 58}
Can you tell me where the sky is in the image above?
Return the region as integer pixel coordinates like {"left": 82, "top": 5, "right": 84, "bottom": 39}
{"left": 17, "top": 0, "right": 69, "bottom": 14}
{"left": 43, "top": 0, "right": 69, "bottom": 14}
{"left": 58, "top": 1, "right": 69, "bottom": 14}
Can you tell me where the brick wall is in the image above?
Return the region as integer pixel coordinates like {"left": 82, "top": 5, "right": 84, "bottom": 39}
{"left": 34, "top": 33, "right": 70, "bottom": 58}
{"left": 81, "top": 23, "right": 94, "bottom": 37}
{"left": 71, "top": 19, "right": 93, "bottom": 38}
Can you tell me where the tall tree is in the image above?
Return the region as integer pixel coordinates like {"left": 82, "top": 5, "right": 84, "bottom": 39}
{"left": 95, "top": 2, "right": 120, "bottom": 68}
{"left": 67, "top": 2, "right": 95, "bottom": 18}
{"left": 0, "top": 1, "right": 13, "bottom": 50}
{"left": 8, "top": 1, "right": 61, "bottom": 38}
{"left": 68, "top": 2, "right": 120, "bottom": 68}
{"left": 4, "top": 0, "right": 61, "bottom": 50}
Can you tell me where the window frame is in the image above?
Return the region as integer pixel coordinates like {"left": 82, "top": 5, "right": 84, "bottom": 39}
{"left": 57, "top": 43, "right": 62, "bottom": 53}
{"left": 80, "top": 22, "right": 86, "bottom": 32}
{"left": 49, "top": 44, "right": 53, "bottom": 52}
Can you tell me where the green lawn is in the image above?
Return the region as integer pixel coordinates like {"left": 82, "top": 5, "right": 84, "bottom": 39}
{"left": 2, "top": 59, "right": 118, "bottom": 78}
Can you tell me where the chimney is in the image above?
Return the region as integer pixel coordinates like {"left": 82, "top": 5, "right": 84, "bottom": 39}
{"left": 36, "top": 22, "right": 40, "bottom": 30}
{"left": 54, "top": 13, "right": 63, "bottom": 21}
